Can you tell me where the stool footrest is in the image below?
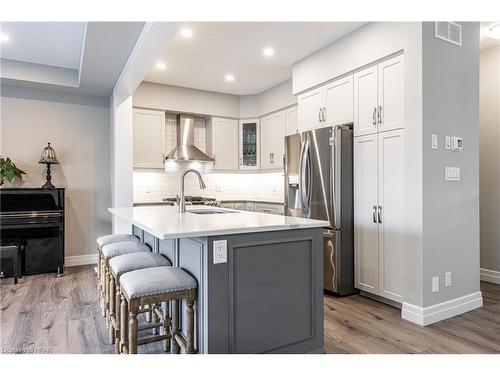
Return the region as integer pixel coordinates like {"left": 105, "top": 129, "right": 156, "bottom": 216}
{"left": 137, "top": 334, "right": 169, "bottom": 346}
{"left": 137, "top": 322, "right": 163, "bottom": 332}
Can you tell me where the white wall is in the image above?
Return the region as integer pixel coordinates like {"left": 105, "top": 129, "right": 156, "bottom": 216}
{"left": 0, "top": 85, "right": 111, "bottom": 260}
{"left": 292, "top": 22, "right": 424, "bottom": 308}
{"left": 240, "top": 79, "right": 297, "bottom": 118}
{"left": 479, "top": 45, "right": 500, "bottom": 280}
{"left": 421, "top": 22, "right": 481, "bottom": 306}
{"left": 133, "top": 81, "right": 240, "bottom": 118}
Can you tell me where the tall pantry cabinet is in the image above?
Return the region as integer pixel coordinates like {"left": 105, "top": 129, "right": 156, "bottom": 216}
{"left": 353, "top": 54, "right": 405, "bottom": 303}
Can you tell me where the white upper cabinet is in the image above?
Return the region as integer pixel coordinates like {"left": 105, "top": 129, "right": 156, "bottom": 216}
{"left": 208, "top": 117, "right": 239, "bottom": 171}
{"left": 285, "top": 106, "right": 299, "bottom": 136}
{"left": 323, "top": 75, "right": 354, "bottom": 126}
{"left": 260, "top": 111, "right": 285, "bottom": 170}
{"left": 239, "top": 119, "right": 260, "bottom": 170}
{"left": 377, "top": 55, "right": 404, "bottom": 133}
{"left": 354, "top": 66, "right": 378, "bottom": 136}
{"left": 354, "top": 54, "right": 404, "bottom": 137}
{"left": 133, "top": 109, "right": 166, "bottom": 169}
{"left": 298, "top": 87, "right": 323, "bottom": 132}
{"left": 298, "top": 75, "right": 354, "bottom": 132}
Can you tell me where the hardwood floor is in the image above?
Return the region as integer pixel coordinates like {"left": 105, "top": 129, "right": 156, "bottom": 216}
{"left": 1, "top": 265, "right": 499, "bottom": 354}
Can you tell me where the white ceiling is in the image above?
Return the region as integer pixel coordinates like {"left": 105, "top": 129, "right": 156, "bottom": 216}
{"left": 480, "top": 22, "right": 500, "bottom": 51}
{"left": 0, "top": 22, "right": 145, "bottom": 96}
{"left": 144, "top": 22, "right": 366, "bottom": 95}
{"left": 0, "top": 22, "right": 86, "bottom": 69}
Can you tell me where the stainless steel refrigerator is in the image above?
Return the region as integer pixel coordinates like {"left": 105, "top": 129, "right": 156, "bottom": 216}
{"left": 284, "top": 125, "right": 356, "bottom": 295}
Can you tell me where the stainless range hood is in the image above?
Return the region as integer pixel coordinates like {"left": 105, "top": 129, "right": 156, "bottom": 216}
{"left": 165, "top": 115, "right": 214, "bottom": 163}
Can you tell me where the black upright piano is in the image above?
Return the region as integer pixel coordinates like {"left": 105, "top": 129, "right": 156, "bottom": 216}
{"left": 0, "top": 188, "right": 65, "bottom": 277}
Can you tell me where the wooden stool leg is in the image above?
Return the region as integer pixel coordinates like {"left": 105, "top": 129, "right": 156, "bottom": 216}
{"left": 105, "top": 267, "right": 110, "bottom": 325}
{"left": 186, "top": 293, "right": 195, "bottom": 354}
{"left": 161, "top": 301, "right": 171, "bottom": 352}
{"left": 96, "top": 249, "right": 101, "bottom": 300}
{"left": 100, "top": 258, "right": 106, "bottom": 316}
{"left": 171, "top": 300, "right": 180, "bottom": 354}
{"left": 108, "top": 276, "right": 116, "bottom": 344}
{"left": 128, "top": 301, "right": 139, "bottom": 354}
{"left": 114, "top": 284, "right": 121, "bottom": 354}
{"left": 151, "top": 303, "right": 158, "bottom": 335}
{"left": 120, "top": 295, "right": 128, "bottom": 354}
{"left": 145, "top": 304, "right": 152, "bottom": 323}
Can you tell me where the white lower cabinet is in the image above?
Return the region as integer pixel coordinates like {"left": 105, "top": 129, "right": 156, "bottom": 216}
{"left": 354, "top": 129, "right": 404, "bottom": 302}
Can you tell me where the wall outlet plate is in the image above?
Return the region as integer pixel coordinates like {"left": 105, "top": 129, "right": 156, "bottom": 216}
{"left": 213, "top": 240, "right": 227, "bottom": 264}
{"left": 432, "top": 276, "right": 439, "bottom": 293}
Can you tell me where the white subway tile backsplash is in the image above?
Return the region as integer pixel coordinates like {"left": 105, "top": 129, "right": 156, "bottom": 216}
{"left": 133, "top": 171, "right": 284, "bottom": 203}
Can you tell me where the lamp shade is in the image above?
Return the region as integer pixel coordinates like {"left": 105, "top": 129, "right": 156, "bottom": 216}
{"left": 39, "top": 142, "right": 59, "bottom": 164}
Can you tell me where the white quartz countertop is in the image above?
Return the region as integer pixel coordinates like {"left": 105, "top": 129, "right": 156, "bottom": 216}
{"left": 109, "top": 205, "right": 329, "bottom": 240}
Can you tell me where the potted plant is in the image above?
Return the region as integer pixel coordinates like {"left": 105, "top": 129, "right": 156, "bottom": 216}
{"left": 0, "top": 157, "right": 26, "bottom": 186}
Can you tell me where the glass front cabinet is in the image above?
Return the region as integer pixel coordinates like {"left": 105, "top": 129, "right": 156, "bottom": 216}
{"left": 239, "top": 119, "right": 260, "bottom": 169}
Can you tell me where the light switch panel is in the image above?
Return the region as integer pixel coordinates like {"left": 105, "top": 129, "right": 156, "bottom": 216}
{"left": 445, "top": 136, "right": 451, "bottom": 150}
{"left": 445, "top": 167, "right": 461, "bottom": 181}
{"left": 431, "top": 134, "right": 438, "bottom": 149}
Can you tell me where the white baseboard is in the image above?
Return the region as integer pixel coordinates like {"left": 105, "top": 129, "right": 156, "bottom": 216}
{"left": 480, "top": 268, "right": 500, "bottom": 285}
{"left": 65, "top": 254, "right": 96, "bottom": 267}
{"left": 401, "top": 291, "right": 483, "bottom": 326}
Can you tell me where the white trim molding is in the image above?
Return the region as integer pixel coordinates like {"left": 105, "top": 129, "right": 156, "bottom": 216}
{"left": 480, "top": 268, "right": 500, "bottom": 285}
{"left": 65, "top": 254, "right": 96, "bottom": 267}
{"left": 401, "top": 291, "right": 483, "bottom": 326}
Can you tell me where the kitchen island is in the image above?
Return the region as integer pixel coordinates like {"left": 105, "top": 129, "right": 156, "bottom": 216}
{"left": 109, "top": 205, "right": 328, "bottom": 354}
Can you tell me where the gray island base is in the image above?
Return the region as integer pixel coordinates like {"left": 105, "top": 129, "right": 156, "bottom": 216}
{"left": 109, "top": 206, "right": 327, "bottom": 354}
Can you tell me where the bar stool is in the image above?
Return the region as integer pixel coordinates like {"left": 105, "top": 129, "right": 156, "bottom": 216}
{"left": 119, "top": 266, "right": 197, "bottom": 354}
{"left": 108, "top": 252, "right": 171, "bottom": 351}
{"left": 100, "top": 241, "right": 150, "bottom": 324}
{"left": 96, "top": 234, "right": 139, "bottom": 313}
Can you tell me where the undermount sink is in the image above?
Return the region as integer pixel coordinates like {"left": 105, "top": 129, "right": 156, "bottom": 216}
{"left": 187, "top": 209, "right": 238, "bottom": 215}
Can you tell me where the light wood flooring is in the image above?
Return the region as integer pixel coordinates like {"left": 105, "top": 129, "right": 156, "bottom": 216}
{"left": 1, "top": 265, "right": 499, "bottom": 354}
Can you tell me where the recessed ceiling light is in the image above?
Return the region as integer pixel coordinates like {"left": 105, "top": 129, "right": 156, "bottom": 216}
{"left": 0, "top": 32, "right": 10, "bottom": 44}
{"left": 181, "top": 29, "right": 193, "bottom": 38}
{"left": 156, "top": 62, "right": 167, "bottom": 71}
{"left": 225, "top": 74, "right": 235, "bottom": 82}
{"left": 484, "top": 23, "right": 500, "bottom": 40}
{"left": 263, "top": 47, "right": 274, "bottom": 57}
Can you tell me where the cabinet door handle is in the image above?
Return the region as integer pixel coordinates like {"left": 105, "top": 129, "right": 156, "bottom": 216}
{"left": 372, "top": 205, "right": 377, "bottom": 223}
{"left": 372, "top": 107, "right": 377, "bottom": 125}
{"left": 322, "top": 107, "right": 326, "bottom": 122}
{"left": 377, "top": 106, "right": 382, "bottom": 124}
{"left": 378, "top": 205, "right": 382, "bottom": 223}
{"left": 319, "top": 108, "right": 322, "bottom": 123}
{"left": 162, "top": 153, "right": 165, "bottom": 164}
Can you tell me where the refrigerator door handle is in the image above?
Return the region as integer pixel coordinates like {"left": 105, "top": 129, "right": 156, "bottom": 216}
{"left": 300, "top": 136, "right": 311, "bottom": 216}
{"left": 373, "top": 205, "right": 378, "bottom": 223}
{"left": 332, "top": 127, "right": 342, "bottom": 230}
{"left": 299, "top": 136, "right": 307, "bottom": 214}
{"left": 378, "top": 205, "right": 382, "bottom": 223}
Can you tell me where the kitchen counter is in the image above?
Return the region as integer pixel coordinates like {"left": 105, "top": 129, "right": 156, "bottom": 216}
{"left": 108, "top": 205, "right": 326, "bottom": 354}
{"left": 109, "top": 205, "right": 327, "bottom": 240}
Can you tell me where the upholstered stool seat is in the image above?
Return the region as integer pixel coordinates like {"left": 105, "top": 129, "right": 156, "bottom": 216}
{"left": 101, "top": 241, "right": 150, "bottom": 260}
{"left": 97, "top": 234, "right": 138, "bottom": 249}
{"left": 96, "top": 234, "right": 139, "bottom": 317}
{"left": 107, "top": 252, "right": 172, "bottom": 352}
{"left": 119, "top": 266, "right": 197, "bottom": 354}
{"left": 110, "top": 252, "right": 171, "bottom": 280}
{"left": 120, "top": 267, "right": 197, "bottom": 299}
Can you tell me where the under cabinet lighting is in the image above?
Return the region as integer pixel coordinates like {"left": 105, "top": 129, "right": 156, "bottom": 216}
{"left": 225, "top": 74, "right": 235, "bottom": 82}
